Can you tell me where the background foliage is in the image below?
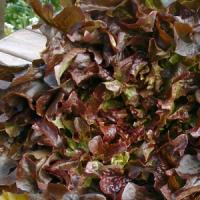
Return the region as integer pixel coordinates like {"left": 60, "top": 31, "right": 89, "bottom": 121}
{"left": 5, "top": 0, "right": 60, "bottom": 32}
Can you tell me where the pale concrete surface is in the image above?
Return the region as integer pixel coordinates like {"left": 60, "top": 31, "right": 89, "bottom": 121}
{"left": 0, "top": 52, "right": 31, "bottom": 66}
{"left": 0, "top": 28, "right": 46, "bottom": 66}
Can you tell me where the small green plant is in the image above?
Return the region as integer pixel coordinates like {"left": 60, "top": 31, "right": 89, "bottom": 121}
{"left": 6, "top": 0, "right": 35, "bottom": 30}
{"left": 5, "top": 0, "right": 60, "bottom": 31}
